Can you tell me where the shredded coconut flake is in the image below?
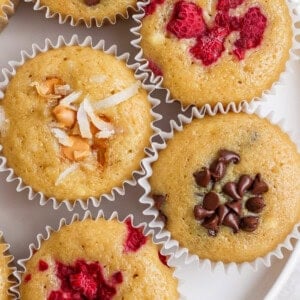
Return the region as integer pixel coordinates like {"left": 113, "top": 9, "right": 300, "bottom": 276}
{"left": 54, "top": 84, "right": 71, "bottom": 96}
{"left": 55, "top": 164, "right": 79, "bottom": 186}
{"left": 93, "top": 81, "right": 141, "bottom": 111}
{"left": 59, "top": 91, "right": 82, "bottom": 111}
{"left": 30, "top": 81, "right": 60, "bottom": 99}
{"left": 50, "top": 128, "right": 73, "bottom": 147}
{"left": 89, "top": 75, "right": 107, "bottom": 84}
{"left": 77, "top": 101, "right": 92, "bottom": 139}
{"left": 83, "top": 98, "right": 114, "bottom": 132}
{"left": 95, "top": 130, "right": 115, "bottom": 139}
{"left": 0, "top": 106, "right": 7, "bottom": 136}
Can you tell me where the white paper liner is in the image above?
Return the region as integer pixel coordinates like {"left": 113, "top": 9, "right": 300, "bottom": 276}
{"left": 131, "top": 0, "right": 300, "bottom": 111}
{"left": 12, "top": 210, "right": 181, "bottom": 299}
{"left": 0, "top": 34, "right": 162, "bottom": 211}
{"left": 0, "top": 231, "right": 16, "bottom": 299}
{"left": 0, "top": 0, "right": 19, "bottom": 32}
{"left": 24, "top": 0, "right": 138, "bottom": 28}
{"left": 138, "top": 102, "right": 300, "bottom": 274}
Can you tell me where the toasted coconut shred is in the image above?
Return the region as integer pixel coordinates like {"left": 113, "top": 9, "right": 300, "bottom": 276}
{"left": 31, "top": 77, "right": 141, "bottom": 184}
{"left": 0, "top": 106, "right": 8, "bottom": 136}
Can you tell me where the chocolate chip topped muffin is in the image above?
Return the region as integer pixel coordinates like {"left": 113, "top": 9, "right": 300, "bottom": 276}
{"left": 19, "top": 218, "right": 179, "bottom": 299}
{"left": 0, "top": 45, "right": 153, "bottom": 202}
{"left": 150, "top": 113, "right": 300, "bottom": 263}
{"left": 139, "top": 0, "right": 292, "bottom": 107}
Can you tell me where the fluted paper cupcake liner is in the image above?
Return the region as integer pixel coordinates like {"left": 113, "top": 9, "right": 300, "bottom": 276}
{"left": 0, "top": 0, "right": 19, "bottom": 32}
{"left": 24, "top": 0, "right": 138, "bottom": 28}
{"left": 0, "top": 34, "right": 162, "bottom": 211}
{"left": 12, "top": 209, "right": 181, "bottom": 299}
{"left": 131, "top": 0, "right": 300, "bottom": 111}
{"left": 138, "top": 103, "right": 300, "bottom": 273}
{"left": 0, "top": 231, "right": 16, "bottom": 299}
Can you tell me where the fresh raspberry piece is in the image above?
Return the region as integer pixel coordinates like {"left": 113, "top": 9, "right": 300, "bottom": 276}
{"left": 190, "top": 27, "right": 229, "bottom": 66}
{"left": 217, "top": 0, "right": 244, "bottom": 11}
{"left": 158, "top": 252, "right": 169, "bottom": 267}
{"left": 38, "top": 259, "right": 49, "bottom": 272}
{"left": 98, "top": 283, "right": 117, "bottom": 300}
{"left": 24, "top": 274, "right": 32, "bottom": 283}
{"left": 233, "top": 7, "right": 267, "bottom": 59}
{"left": 167, "top": 1, "right": 206, "bottom": 39}
{"left": 144, "top": 0, "right": 165, "bottom": 16}
{"left": 148, "top": 60, "right": 163, "bottom": 76}
{"left": 111, "top": 271, "right": 123, "bottom": 285}
{"left": 69, "top": 272, "right": 97, "bottom": 299}
{"left": 215, "top": 11, "right": 230, "bottom": 29}
{"left": 124, "top": 219, "right": 147, "bottom": 253}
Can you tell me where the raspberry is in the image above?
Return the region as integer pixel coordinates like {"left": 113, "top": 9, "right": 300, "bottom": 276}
{"left": 38, "top": 259, "right": 49, "bottom": 272}
{"left": 233, "top": 7, "right": 267, "bottom": 59}
{"left": 148, "top": 60, "right": 163, "bottom": 76}
{"left": 111, "top": 271, "right": 123, "bottom": 285}
{"left": 24, "top": 274, "right": 31, "bottom": 283}
{"left": 167, "top": 1, "right": 206, "bottom": 39}
{"left": 158, "top": 252, "right": 169, "bottom": 267}
{"left": 124, "top": 219, "right": 147, "bottom": 253}
{"left": 217, "top": 0, "right": 244, "bottom": 11}
{"left": 190, "top": 27, "right": 229, "bottom": 66}
{"left": 98, "top": 283, "right": 117, "bottom": 300}
{"left": 144, "top": 0, "right": 165, "bottom": 16}
{"left": 69, "top": 272, "right": 97, "bottom": 299}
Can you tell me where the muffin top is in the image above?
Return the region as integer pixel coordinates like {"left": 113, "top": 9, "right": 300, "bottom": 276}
{"left": 141, "top": 0, "right": 292, "bottom": 107}
{"left": 39, "top": 0, "right": 137, "bottom": 24}
{"left": 150, "top": 113, "right": 300, "bottom": 263}
{"left": 0, "top": 237, "right": 12, "bottom": 300}
{"left": 0, "top": 46, "right": 153, "bottom": 201}
{"left": 20, "top": 218, "right": 179, "bottom": 300}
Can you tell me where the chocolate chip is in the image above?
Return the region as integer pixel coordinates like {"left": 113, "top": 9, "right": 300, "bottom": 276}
{"left": 237, "top": 175, "right": 253, "bottom": 197}
{"left": 219, "top": 149, "right": 240, "bottom": 164}
{"left": 84, "top": 0, "right": 100, "bottom": 6}
{"left": 202, "top": 214, "right": 219, "bottom": 234}
{"left": 193, "top": 168, "right": 211, "bottom": 187}
{"left": 252, "top": 174, "right": 269, "bottom": 195}
{"left": 210, "top": 160, "right": 226, "bottom": 181}
{"left": 222, "top": 182, "right": 241, "bottom": 200}
{"left": 222, "top": 213, "right": 240, "bottom": 233}
{"left": 240, "top": 216, "right": 259, "bottom": 232}
{"left": 152, "top": 194, "right": 166, "bottom": 210}
{"left": 226, "top": 201, "right": 242, "bottom": 216}
{"left": 217, "top": 205, "right": 230, "bottom": 224}
{"left": 194, "top": 205, "right": 214, "bottom": 221}
{"left": 203, "top": 192, "right": 220, "bottom": 211}
{"left": 245, "top": 197, "right": 265, "bottom": 213}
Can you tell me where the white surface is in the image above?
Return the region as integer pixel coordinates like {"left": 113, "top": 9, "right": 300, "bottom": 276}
{"left": 0, "top": 2, "right": 299, "bottom": 300}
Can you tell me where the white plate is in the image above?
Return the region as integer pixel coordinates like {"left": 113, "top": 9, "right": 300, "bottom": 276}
{"left": 0, "top": 2, "right": 299, "bottom": 299}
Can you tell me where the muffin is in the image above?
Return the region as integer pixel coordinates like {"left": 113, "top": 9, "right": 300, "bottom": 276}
{"left": 149, "top": 113, "right": 300, "bottom": 263}
{"left": 0, "top": 234, "right": 13, "bottom": 299}
{"left": 27, "top": 0, "right": 137, "bottom": 26}
{"left": 19, "top": 218, "right": 179, "bottom": 299}
{"left": 0, "top": 0, "right": 19, "bottom": 32}
{"left": 139, "top": 0, "right": 293, "bottom": 107}
{"left": 0, "top": 45, "right": 153, "bottom": 202}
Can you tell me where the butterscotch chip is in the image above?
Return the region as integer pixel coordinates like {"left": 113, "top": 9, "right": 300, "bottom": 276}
{"left": 52, "top": 105, "right": 76, "bottom": 128}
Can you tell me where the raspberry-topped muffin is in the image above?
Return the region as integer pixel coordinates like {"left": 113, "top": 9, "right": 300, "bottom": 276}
{"left": 140, "top": 0, "right": 292, "bottom": 107}
{"left": 19, "top": 218, "right": 179, "bottom": 299}
{"left": 0, "top": 46, "right": 153, "bottom": 201}
{"left": 150, "top": 113, "right": 300, "bottom": 263}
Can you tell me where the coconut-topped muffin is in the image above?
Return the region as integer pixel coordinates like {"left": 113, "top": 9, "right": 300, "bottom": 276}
{"left": 140, "top": 0, "right": 292, "bottom": 107}
{"left": 150, "top": 113, "right": 300, "bottom": 263}
{"left": 19, "top": 218, "right": 179, "bottom": 299}
{"left": 0, "top": 46, "right": 153, "bottom": 202}
{"left": 36, "top": 0, "right": 137, "bottom": 25}
{"left": 0, "top": 0, "right": 19, "bottom": 32}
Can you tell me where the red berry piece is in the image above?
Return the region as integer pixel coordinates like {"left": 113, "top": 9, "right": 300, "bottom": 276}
{"left": 124, "top": 219, "right": 147, "bottom": 253}
{"left": 217, "top": 0, "right": 244, "bottom": 11}
{"left": 167, "top": 1, "right": 206, "bottom": 39}
{"left": 158, "top": 252, "right": 169, "bottom": 267}
{"left": 144, "top": 0, "right": 165, "bottom": 16}
{"left": 148, "top": 60, "right": 163, "bottom": 76}
{"left": 38, "top": 259, "right": 49, "bottom": 272}
{"left": 24, "top": 274, "right": 32, "bottom": 283}
{"left": 69, "top": 272, "right": 98, "bottom": 298}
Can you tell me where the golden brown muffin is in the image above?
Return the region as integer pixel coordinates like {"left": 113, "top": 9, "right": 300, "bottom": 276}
{"left": 37, "top": 0, "right": 137, "bottom": 25}
{"left": 140, "top": 0, "right": 292, "bottom": 107}
{"left": 19, "top": 218, "right": 179, "bottom": 300}
{"left": 0, "top": 0, "right": 19, "bottom": 31}
{"left": 150, "top": 113, "right": 300, "bottom": 263}
{"left": 0, "top": 46, "right": 153, "bottom": 201}
{"left": 0, "top": 235, "right": 13, "bottom": 300}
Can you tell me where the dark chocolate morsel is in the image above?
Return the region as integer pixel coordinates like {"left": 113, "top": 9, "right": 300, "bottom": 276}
{"left": 252, "top": 174, "right": 269, "bottom": 195}
{"left": 194, "top": 205, "right": 214, "bottom": 221}
{"left": 217, "top": 205, "right": 230, "bottom": 225}
{"left": 237, "top": 175, "right": 253, "bottom": 197}
{"left": 193, "top": 168, "right": 211, "bottom": 187}
{"left": 203, "top": 192, "right": 220, "bottom": 211}
{"left": 245, "top": 197, "right": 265, "bottom": 213}
{"left": 219, "top": 149, "right": 240, "bottom": 164}
{"left": 202, "top": 214, "right": 219, "bottom": 233}
{"left": 222, "top": 182, "right": 241, "bottom": 200}
{"left": 210, "top": 160, "right": 226, "bottom": 181}
{"left": 226, "top": 201, "right": 242, "bottom": 216}
{"left": 240, "top": 216, "right": 259, "bottom": 232}
{"left": 222, "top": 213, "right": 240, "bottom": 233}
{"left": 152, "top": 194, "right": 166, "bottom": 210}
{"left": 84, "top": 0, "right": 100, "bottom": 6}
